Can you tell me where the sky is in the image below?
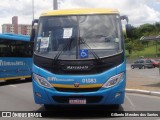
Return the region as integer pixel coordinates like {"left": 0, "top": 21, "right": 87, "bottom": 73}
{"left": 0, "top": 0, "right": 160, "bottom": 33}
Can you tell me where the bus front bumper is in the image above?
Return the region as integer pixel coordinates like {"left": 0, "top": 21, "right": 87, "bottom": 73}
{"left": 32, "top": 80, "right": 125, "bottom": 105}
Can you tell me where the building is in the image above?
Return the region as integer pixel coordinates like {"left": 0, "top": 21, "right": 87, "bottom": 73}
{"left": 2, "top": 16, "right": 32, "bottom": 35}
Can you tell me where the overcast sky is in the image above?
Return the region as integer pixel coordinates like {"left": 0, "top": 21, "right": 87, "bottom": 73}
{"left": 0, "top": 0, "right": 160, "bottom": 33}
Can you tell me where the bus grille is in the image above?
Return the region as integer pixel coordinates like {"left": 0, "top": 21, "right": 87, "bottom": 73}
{"left": 54, "top": 87, "right": 100, "bottom": 92}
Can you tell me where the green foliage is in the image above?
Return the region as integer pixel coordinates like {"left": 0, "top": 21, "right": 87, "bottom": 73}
{"left": 126, "top": 44, "right": 160, "bottom": 58}
{"left": 138, "top": 24, "right": 155, "bottom": 35}
{"left": 125, "top": 22, "right": 160, "bottom": 57}
{"left": 133, "top": 41, "right": 144, "bottom": 51}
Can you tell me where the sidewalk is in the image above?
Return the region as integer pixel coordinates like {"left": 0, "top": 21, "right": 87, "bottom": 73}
{"left": 126, "top": 66, "right": 160, "bottom": 92}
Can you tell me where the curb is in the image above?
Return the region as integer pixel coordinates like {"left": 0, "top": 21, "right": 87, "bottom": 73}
{"left": 125, "top": 89, "right": 160, "bottom": 97}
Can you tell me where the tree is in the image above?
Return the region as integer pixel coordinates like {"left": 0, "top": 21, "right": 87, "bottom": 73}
{"left": 124, "top": 22, "right": 160, "bottom": 56}
{"left": 125, "top": 38, "right": 135, "bottom": 54}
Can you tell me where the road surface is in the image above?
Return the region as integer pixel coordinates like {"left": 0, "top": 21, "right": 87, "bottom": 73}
{"left": 0, "top": 80, "right": 160, "bottom": 120}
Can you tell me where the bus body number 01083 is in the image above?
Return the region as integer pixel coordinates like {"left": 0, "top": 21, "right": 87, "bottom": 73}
{"left": 82, "top": 78, "right": 97, "bottom": 83}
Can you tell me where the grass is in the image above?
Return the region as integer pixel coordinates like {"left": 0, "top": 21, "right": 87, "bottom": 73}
{"left": 126, "top": 44, "right": 160, "bottom": 59}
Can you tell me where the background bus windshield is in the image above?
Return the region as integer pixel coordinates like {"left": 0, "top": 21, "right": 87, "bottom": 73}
{"left": 36, "top": 14, "right": 122, "bottom": 60}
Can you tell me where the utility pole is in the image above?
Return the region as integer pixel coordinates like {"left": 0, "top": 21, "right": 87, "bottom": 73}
{"left": 53, "top": 0, "right": 58, "bottom": 10}
{"left": 32, "top": 0, "right": 34, "bottom": 19}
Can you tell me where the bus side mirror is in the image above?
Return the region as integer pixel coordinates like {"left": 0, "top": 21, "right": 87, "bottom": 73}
{"left": 30, "top": 19, "right": 39, "bottom": 42}
{"left": 120, "top": 15, "right": 132, "bottom": 38}
{"left": 125, "top": 24, "right": 132, "bottom": 38}
{"left": 30, "top": 28, "right": 35, "bottom": 42}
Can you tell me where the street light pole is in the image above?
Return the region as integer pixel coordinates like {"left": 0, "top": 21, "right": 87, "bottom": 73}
{"left": 53, "top": 0, "right": 58, "bottom": 10}
{"left": 32, "top": 0, "right": 34, "bottom": 19}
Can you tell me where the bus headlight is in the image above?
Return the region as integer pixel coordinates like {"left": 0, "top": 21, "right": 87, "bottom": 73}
{"left": 102, "top": 72, "right": 124, "bottom": 88}
{"left": 33, "top": 73, "right": 52, "bottom": 88}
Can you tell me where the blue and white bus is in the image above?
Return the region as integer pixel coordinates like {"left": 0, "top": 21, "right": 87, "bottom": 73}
{"left": 0, "top": 33, "right": 33, "bottom": 81}
{"left": 30, "top": 9, "right": 131, "bottom": 109}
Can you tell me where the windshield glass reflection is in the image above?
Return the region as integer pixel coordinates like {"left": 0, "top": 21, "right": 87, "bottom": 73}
{"left": 35, "top": 15, "right": 122, "bottom": 60}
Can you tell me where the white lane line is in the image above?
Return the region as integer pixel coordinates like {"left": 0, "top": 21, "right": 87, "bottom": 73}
{"left": 126, "top": 94, "right": 135, "bottom": 110}
{"left": 126, "top": 68, "right": 131, "bottom": 71}
{"left": 9, "top": 85, "right": 17, "bottom": 87}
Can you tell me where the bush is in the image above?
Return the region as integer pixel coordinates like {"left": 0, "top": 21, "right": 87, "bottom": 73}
{"left": 157, "top": 53, "right": 160, "bottom": 57}
{"left": 126, "top": 54, "right": 130, "bottom": 58}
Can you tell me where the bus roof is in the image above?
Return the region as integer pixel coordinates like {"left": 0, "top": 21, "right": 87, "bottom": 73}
{"left": 41, "top": 8, "right": 119, "bottom": 17}
{"left": 0, "top": 33, "right": 30, "bottom": 42}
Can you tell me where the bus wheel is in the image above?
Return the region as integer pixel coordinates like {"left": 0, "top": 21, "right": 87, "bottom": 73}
{"left": 44, "top": 105, "right": 53, "bottom": 110}
{"left": 131, "top": 65, "right": 134, "bottom": 69}
{"left": 110, "top": 104, "right": 120, "bottom": 109}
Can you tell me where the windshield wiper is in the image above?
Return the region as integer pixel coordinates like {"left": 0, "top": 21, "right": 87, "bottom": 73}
{"left": 80, "top": 38, "right": 103, "bottom": 63}
{"left": 53, "top": 39, "right": 72, "bottom": 64}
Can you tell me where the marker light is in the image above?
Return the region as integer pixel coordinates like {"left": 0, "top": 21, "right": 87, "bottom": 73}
{"left": 35, "top": 92, "right": 42, "bottom": 98}
{"left": 102, "top": 72, "right": 124, "bottom": 88}
{"left": 33, "top": 73, "right": 52, "bottom": 88}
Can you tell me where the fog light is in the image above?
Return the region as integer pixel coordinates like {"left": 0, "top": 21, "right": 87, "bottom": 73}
{"left": 115, "top": 92, "right": 121, "bottom": 98}
{"left": 35, "top": 92, "right": 42, "bottom": 98}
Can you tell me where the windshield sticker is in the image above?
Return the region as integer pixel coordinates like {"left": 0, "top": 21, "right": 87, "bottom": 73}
{"left": 63, "top": 28, "right": 73, "bottom": 39}
{"left": 40, "top": 37, "right": 49, "bottom": 49}
{"left": 80, "top": 49, "right": 88, "bottom": 58}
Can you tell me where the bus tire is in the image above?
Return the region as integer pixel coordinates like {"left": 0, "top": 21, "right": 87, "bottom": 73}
{"left": 44, "top": 105, "right": 52, "bottom": 110}
{"left": 110, "top": 104, "right": 120, "bottom": 109}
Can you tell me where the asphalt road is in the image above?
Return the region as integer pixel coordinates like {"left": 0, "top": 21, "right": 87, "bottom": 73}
{"left": 126, "top": 64, "right": 160, "bottom": 80}
{"left": 126, "top": 64, "right": 160, "bottom": 91}
{"left": 0, "top": 80, "right": 160, "bottom": 120}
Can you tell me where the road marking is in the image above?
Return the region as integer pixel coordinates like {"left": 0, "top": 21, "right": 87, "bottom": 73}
{"left": 126, "top": 68, "right": 131, "bottom": 71}
{"left": 126, "top": 94, "right": 135, "bottom": 110}
{"left": 126, "top": 64, "right": 131, "bottom": 71}
{"left": 9, "top": 85, "right": 17, "bottom": 87}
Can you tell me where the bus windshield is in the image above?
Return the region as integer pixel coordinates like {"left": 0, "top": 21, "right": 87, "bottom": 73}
{"left": 35, "top": 14, "right": 123, "bottom": 60}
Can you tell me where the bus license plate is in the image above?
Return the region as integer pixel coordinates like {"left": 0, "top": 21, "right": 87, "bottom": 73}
{"left": 69, "top": 99, "right": 86, "bottom": 104}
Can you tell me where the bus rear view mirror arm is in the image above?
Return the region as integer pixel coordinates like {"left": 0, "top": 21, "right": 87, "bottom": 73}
{"left": 120, "top": 15, "right": 129, "bottom": 23}
{"left": 30, "top": 19, "right": 39, "bottom": 42}
{"left": 121, "top": 15, "right": 132, "bottom": 38}
{"left": 32, "top": 19, "right": 39, "bottom": 26}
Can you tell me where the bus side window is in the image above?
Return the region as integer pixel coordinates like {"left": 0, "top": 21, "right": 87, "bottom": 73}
{"left": 13, "top": 47, "right": 20, "bottom": 57}
{"left": 24, "top": 42, "right": 33, "bottom": 57}
{"left": 0, "top": 48, "right": 1, "bottom": 56}
{"left": 0, "top": 40, "right": 10, "bottom": 57}
{"left": 1, "top": 47, "right": 11, "bottom": 57}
